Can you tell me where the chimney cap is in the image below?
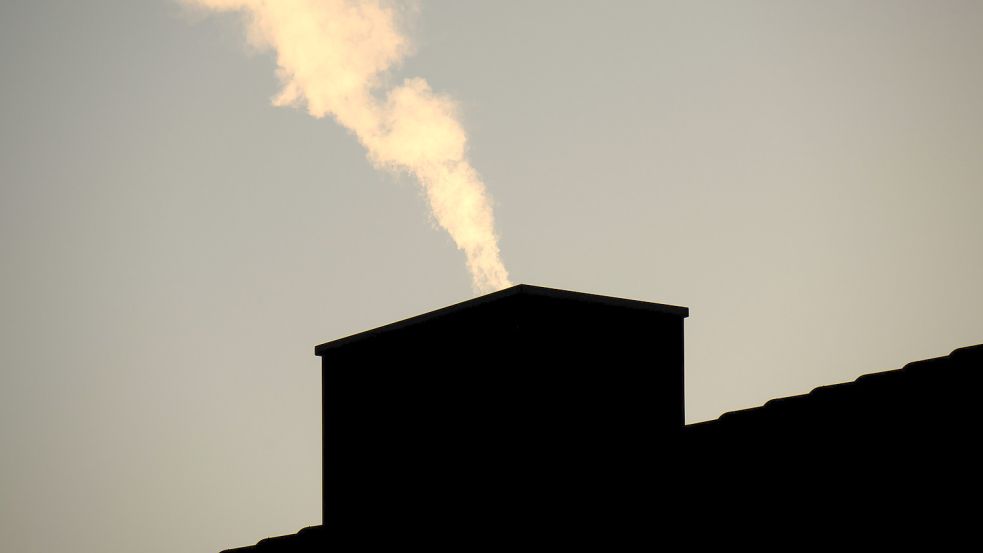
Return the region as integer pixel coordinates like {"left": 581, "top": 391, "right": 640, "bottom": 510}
{"left": 314, "top": 284, "right": 688, "bottom": 356}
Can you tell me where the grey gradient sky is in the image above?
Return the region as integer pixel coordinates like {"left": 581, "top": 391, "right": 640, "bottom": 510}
{"left": 2, "top": 1, "right": 983, "bottom": 551}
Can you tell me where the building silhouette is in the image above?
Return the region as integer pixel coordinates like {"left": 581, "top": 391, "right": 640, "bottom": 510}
{"left": 221, "top": 284, "right": 982, "bottom": 551}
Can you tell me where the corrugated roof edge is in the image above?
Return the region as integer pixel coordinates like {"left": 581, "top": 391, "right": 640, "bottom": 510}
{"left": 314, "top": 284, "right": 689, "bottom": 356}
{"left": 684, "top": 342, "right": 983, "bottom": 428}
{"left": 219, "top": 525, "right": 323, "bottom": 552}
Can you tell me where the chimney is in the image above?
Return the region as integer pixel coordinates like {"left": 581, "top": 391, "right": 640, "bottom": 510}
{"left": 314, "top": 284, "right": 688, "bottom": 543}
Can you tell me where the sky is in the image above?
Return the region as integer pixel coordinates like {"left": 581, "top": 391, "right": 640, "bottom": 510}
{"left": 1, "top": 0, "right": 982, "bottom": 551}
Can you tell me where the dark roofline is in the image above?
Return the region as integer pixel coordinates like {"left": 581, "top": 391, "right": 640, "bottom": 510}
{"left": 683, "top": 343, "right": 983, "bottom": 430}
{"left": 219, "top": 525, "right": 323, "bottom": 552}
{"left": 315, "top": 284, "right": 689, "bottom": 356}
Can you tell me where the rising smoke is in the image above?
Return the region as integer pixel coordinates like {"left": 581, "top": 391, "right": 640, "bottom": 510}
{"left": 185, "top": 0, "right": 511, "bottom": 294}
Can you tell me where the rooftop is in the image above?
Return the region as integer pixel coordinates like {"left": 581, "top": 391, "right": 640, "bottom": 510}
{"left": 314, "top": 284, "right": 689, "bottom": 355}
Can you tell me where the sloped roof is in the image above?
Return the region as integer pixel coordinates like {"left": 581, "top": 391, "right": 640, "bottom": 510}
{"left": 220, "top": 525, "right": 323, "bottom": 553}
{"left": 314, "top": 284, "right": 689, "bottom": 355}
{"left": 684, "top": 343, "right": 983, "bottom": 442}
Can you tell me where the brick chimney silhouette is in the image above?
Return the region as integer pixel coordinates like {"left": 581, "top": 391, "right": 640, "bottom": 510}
{"left": 314, "top": 284, "right": 688, "bottom": 545}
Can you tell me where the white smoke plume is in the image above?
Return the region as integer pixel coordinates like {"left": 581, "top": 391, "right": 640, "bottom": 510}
{"left": 185, "top": 0, "right": 511, "bottom": 294}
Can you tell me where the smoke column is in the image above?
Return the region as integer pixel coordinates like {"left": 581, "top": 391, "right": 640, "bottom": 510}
{"left": 185, "top": 0, "right": 511, "bottom": 294}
